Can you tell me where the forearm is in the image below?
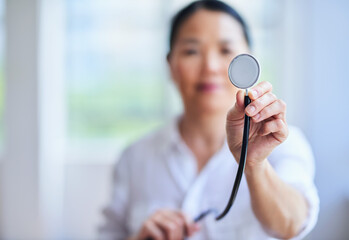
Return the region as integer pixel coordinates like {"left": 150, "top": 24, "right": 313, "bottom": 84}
{"left": 245, "top": 160, "right": 308, "bottom": 239}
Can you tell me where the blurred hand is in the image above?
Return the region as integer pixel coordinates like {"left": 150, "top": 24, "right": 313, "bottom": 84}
{"left": 132, "top": 209, "right": 200, "bottom": 240}
{"left": 226, "top": 81, "right": 288, "bottom": 169}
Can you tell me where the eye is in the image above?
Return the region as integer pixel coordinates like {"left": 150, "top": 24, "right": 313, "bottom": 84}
{"left": 221, "top": 48, "right": 233, "bottom": 55}
{"left": 183, "top": 49, "right": 199, "bottom": 56}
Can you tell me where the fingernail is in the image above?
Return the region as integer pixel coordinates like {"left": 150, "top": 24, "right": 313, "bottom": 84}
{"left": 254, "top": 113, "right": 260, "bottom": 120}
{"left": 247, "top": 105, "right": 255, "bottom": 115}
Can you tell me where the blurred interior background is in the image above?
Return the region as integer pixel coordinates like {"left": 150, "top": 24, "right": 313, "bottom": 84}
{"left": 0, "top": 0, "right": 348, "bottom": 239}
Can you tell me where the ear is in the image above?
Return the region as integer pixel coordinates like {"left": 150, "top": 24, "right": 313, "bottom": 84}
{"left": 166, "top": 52, "right": 171, "bottom": 62}
{"left": 167, "top": 52, "right": 178, "bottom": 85}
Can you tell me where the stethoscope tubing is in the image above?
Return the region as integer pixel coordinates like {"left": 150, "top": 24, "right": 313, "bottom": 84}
{"left": 146, "top": 95, "right": 252, "bottom": 240}
{"left": 215, "top": 94, "right": 251, "bottom": 220}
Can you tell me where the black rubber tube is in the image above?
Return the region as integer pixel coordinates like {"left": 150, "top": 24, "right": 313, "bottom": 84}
{"left": 215, "top": 95, "right": 251, "bottom": 221}
{"left": 145, "top": 96, "right": 251, "bottom": 240}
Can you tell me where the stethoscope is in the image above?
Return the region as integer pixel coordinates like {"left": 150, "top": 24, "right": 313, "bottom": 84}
{"left": 194, "top": 53, "right": 260, "bottom": 222}
{"left": 146, "top": 54, "right": 260, "bottom": 240}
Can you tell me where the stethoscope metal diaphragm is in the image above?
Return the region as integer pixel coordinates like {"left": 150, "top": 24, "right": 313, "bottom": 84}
{"left": 228, "top": 53, "right": 260, "bottom": 90}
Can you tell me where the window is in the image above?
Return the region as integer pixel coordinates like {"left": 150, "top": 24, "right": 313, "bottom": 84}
{"left": 66, "top": 0, "right": 181, "bottom": 161}
{"left": 65, "top": 0, "right": 284, "bottom": 162}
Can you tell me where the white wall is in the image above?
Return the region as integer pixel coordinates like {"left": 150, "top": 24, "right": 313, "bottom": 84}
{"left": 1, "top": 0, "right": 66, "bottom": 239}
{"left": 282, "top": 0, "right": 349, "bottom": 239}
{"left": 1, "top": 0, "right": 42, "bottom": 238}
{"left": 62, "top": 164, "right": 112, "bottom": 240}
{"left": 304, "top": 0, "right": 349, "bottom": 239}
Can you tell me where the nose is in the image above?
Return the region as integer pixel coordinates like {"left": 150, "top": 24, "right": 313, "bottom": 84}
{"left": 202, "top": 51, "right": 222, "bottom": 75}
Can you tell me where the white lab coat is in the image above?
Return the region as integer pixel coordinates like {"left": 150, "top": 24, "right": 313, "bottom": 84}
{"left": 99, "top": 118, "right": 319, "bottom": 240}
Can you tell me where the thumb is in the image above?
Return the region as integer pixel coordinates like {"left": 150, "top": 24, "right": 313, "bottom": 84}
{"left": 227, "top": 90, "right": 246, "bottom": 121}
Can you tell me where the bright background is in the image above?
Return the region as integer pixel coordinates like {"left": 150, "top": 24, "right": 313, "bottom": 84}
{"left": 0, "top": 0, "right": 348, "bottom": 239}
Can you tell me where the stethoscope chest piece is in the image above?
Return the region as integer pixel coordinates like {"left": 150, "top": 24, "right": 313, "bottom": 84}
{"left": 228, "top": 54, "right": 260, "bottom": 90}
{"left": 215, "top": 53, "right": 260, "bottom": 221}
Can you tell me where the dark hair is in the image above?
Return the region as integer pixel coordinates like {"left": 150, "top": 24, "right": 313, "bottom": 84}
{"left": 168, "top": 0, "right": 251, "bottom": 53}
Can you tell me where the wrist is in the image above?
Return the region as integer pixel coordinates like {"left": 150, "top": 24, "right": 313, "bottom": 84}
{"left": 244, "top": 159, "right": 269, "bottom": 178}
{"left": 127, "top": 237, "right": 137, "bottom": 240}
{"left": 127, "top": 234, "right": 140, "bottom": 240}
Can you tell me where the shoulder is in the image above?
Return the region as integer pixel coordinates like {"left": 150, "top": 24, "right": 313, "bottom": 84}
{"left": 269, "top": 125, "right": 315, "bottom": 177}
{"left": 284, "top": 125, "right": 312, "bottom": 150}
{"left": 272, "top": 125, "right": 313, "bottom": 158}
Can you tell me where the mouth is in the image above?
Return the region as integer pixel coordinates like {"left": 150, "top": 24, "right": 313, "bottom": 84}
{"left": 196, "top": 83, "right": 221, "bottom": 93}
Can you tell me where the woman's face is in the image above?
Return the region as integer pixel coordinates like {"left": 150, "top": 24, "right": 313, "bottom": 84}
{"left": 168, "top": 9, "right": 249, "bottom": 115}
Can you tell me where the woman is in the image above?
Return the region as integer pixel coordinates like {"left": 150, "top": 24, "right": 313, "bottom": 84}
{"left": 100, "top": 1, "right": 319, "bottom": 239}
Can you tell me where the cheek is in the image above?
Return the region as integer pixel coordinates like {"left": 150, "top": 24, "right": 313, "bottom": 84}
{"left": 171, "top": 58, "right": 201, "bottom": 96}
{"left": 175, "top": 58, "right": 201, "bottom": 83}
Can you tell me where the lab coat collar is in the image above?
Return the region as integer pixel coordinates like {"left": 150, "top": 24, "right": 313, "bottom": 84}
{"left": 161, "top": 115, "right": 234, "bottom": 196}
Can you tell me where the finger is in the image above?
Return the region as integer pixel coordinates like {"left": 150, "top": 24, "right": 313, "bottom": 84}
{"left": 176, "top": 212, "right": 199, "bottom": 237}
{"left": 274, "top": 112, "right": 286, "bottom": 121}
{"left": 248, "top": 81, "right": 272, "bottom": 100}
{"left": 259, "top": 119, "right": 288, "bottom": 142}
{"left": 245, "top": 92, "right": 277, "bottom": 117}
{"left": 153, "top": 213, "right": 178, "bottom": 240}
{"left": 227, "top": 90, "right": 246, "bottom": 122}
{"left": 252, "top": 99, "right": 286, "bottom": 123}
{"left": 187, "top": 223, "right": 200, "bottom": 237}
{"left": 141, "top": 220, "right": 165, "bottom": 240}
{"left": 236, "top": 89, "right": 245, "bottom": 110}
{"left": 161, "top": 212, "right": 184, "bottom": 240}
